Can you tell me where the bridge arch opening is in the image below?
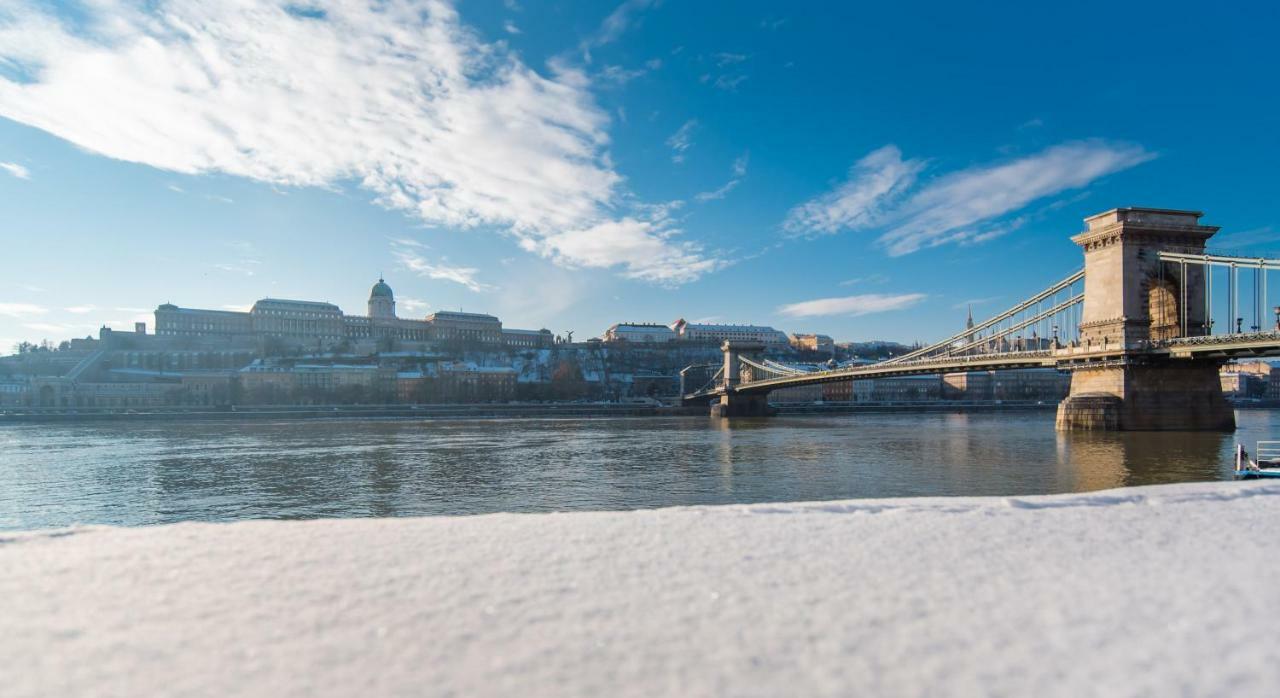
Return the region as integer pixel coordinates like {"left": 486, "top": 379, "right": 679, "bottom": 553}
{"left": 1147, "top": 276, "right": 1181, "bottom": 342}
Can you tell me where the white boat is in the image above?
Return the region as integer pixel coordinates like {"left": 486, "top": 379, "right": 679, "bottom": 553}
{"left": 1234, "top": 442, "right": 1280, "bottom": 479}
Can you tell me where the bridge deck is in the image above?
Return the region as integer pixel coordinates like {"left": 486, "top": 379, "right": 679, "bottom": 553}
{"left": 685, "top": 331, "right": 1280, "bottom": 401}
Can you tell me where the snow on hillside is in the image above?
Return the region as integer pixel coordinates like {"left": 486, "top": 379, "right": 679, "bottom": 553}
{"left": 5, "top": 481, "right": 1280, "bottom": 697}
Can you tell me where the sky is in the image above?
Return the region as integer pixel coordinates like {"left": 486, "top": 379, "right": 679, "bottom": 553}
{"left": 1, "top": 0, "right": 1278, "bottom": 351}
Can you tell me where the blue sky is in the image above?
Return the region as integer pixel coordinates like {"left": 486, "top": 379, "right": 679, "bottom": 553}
{"left": 1, "top": 0, "right": 1277, "bottom": 350}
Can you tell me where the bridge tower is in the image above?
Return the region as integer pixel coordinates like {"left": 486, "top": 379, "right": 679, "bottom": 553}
{"left": 1056, "top": 208, "right": 1234, "bottom": 430}
{"left": 710, "top": 341, "right": 775, "bottom": 418}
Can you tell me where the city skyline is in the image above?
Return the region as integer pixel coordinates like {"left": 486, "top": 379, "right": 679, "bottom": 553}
{"left": 2, "top": 1, "right": 1279, "bottom": 351}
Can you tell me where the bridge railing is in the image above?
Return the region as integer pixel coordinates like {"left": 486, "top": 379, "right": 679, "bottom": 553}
{"left": 881, "top": 269, "right": 1084, "bottom": 366}
{"left": 734, "top": 349, "right": 1057, "bottom": 390}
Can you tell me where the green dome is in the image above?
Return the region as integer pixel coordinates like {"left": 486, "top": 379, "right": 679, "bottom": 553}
{"left": 370, "top": 278, "right": 394, "bottom": 300}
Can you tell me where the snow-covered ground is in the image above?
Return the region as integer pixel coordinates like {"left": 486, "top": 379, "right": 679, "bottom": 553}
{"left": 5, "top": 481, "right": 1280, "bottom": 697}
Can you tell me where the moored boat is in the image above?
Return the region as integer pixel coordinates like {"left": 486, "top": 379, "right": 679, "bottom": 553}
{"left": 1234, "top": 442, "right": 1280, "bottom": 479}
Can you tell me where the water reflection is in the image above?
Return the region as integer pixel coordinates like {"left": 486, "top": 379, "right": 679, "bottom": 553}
{"left": 1055, "top": 430, "right": 1231, "bottom": 490}
{"left": 0, "top": 410, "right": 1270, "bottom": 530}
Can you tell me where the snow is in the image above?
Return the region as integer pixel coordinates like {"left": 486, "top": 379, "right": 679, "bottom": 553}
{"left": 4, "top": 481, "right": 1280, "bottom": 697}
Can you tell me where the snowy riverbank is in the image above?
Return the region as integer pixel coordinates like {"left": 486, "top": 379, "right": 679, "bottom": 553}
{"left": 5, "top": 481, "right": 1280, "bottom": 697}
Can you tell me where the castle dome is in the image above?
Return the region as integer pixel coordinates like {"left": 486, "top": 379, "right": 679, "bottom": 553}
{"left": 370, "top": 277, "right": 394, "bottom": 300}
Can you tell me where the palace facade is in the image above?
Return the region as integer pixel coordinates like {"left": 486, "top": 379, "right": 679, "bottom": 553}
{"left": 154, "top": 278, "right": 551, "bottom": 350}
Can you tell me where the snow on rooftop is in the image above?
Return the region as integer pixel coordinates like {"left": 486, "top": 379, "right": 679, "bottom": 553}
{"left": 5, "top": 481, "right": 1280, "bottom": 697}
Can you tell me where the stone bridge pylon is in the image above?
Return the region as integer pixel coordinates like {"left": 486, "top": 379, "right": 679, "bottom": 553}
{"left": 1055, "top": 208, "right": 1234, "bottom": 430}
{"left": 709, "top": 341, "right": 776, "bottom": 418}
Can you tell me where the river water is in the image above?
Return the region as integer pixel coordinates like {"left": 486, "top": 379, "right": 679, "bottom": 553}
{"left": 2, "top": 410, "right": 1277, "bottom": 530}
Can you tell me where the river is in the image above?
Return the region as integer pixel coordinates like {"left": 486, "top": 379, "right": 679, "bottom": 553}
{"left": 3, "top": 409, "right": 1277, "bottom": 530}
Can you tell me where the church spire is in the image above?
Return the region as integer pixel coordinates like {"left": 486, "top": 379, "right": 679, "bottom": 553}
{"left": 966, "top": 304, "right": 974, "bottom": 330}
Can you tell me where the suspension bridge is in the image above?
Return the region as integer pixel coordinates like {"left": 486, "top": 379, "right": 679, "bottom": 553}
{"left": 682, "top": 207, "right": 1280, "bottom": 430}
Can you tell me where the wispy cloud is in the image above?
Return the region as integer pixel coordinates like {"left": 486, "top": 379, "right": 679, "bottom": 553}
{"left": 0, "top": 302, "right": 46, "bottom": 318}
{"left": 214, "top": 262, "right": 260, "bottom": 276}
{"left": 784, "top": 140, "right": 1154, "bottom": 255}
{"left": 952, "top": 297, "right": 1000, "bottom": 310}
{"left": 714, "top": 52, "right": 748, "bottom": 67}
{"left": 64, "top": 305, "right": 97, "bottom": 314}
{"left": 783, "top": 145, "right": 923, "bottom": 237}
{"left": 393, "top": 243, "right": 493, "bottom": 293}
{"left": 700, "top": 53, "right": 749, "bottom": 91}
{"left": 666, "top": 119, "right": 697, "bottom": 164}
{"left": 0, "top": 161, "right": 29, "bottom": 179}
{"left": 0, "top": 0, "right": 718, "bottom": 286}
{"left": 579, "top": 0, "right": 658, "bottom": 62}
{"left": 598, "top": 64, "right": 647, "bottom": 85}
{"left": 1212, "top": 226, "right": 1280, "bottom": 250}
{"left": 502, "top": 20, "right": 520, "bottom": 35}
{"left": 213, "top": 240, "right": 262, "bottom": 276}
{"left": 23, "top": 322, "right": 77, "bottom": 334}
{"left": 778, "top": 293, "right": 927, "bottom": 318}
{"left": 712, "top": 74, "right": 747, "bottom": 91}
{"left": 398, "top": 297, "right": 431, "bottom": 314}
{"left": 695, "top": 152, "right": 749, "bottom": 202}
{"left": 838, "top": 274, "right": 889, "bottom": 287}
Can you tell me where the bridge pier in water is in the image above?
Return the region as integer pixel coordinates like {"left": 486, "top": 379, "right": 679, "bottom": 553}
{"left": 709, "top": 340, "right": 777, "bottom": 418}
{"left": 1055, "top": 208, "right": 1234, "bottom": 431}
{"left": 710, "top": 392, "right": 775, "bottom": 418}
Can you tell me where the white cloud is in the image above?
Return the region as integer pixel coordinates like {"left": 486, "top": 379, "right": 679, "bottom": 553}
{"left": 952, "top": 297, "right": 1000, "bottom": 310}
{"left": 714, "top": 53, "right": 748, "bottom": 67}
{"left": 838, "top": 274, "right": 888, "bottom": 287}
{"left": 784, "top": 140, "right": 1154, "bottom": 255}
{"left": 777, "top": 293, "right": 927, "bottom": 318}
{"left": 23, "top": 322, "right": 77, "bottom": 334}
{"left": 64, "top": 305, "right": 97, "bottom": 314}
{"left": 666, "top": 119, "right": 697, "bottom": 164}
{"left": 783, "top": 145, "right": 923, "bottom": 237}
{"left": 1212, "top": 226, "right": 1280, "bottom": 250}
{"left": 694, "top": 153, "right": 749, "bottom": 203}
{"left": 582, "top": 0, "right": 658, "bottom": 60}
{"left": 503, "top": 20, "right": 520, "bottom": 35}
{"left": 694, "top": 179, "right": 739, "bottom": 202}
{"left": 394, "top": 246, "right": 493, "bottom": 293}
{"left": 0, "top": 0, "right": 721, "bottom": 286}
{"left": 398, "top": 297, "right": 431, "bottom": 314}
{"left": 213, "top": 261, "right": 261, "bottom": 276}
{"left": 712, "top": 74, "right": 747, "bottom": 91}
{"left": 0, "top": 161, "right": 30, "bottom": 179}
{"left": 598, "top": 64, "right": 646, "bottom": 85}
{"left": 878, "top": 141, "right": 1154, "bottom": 256}
{"left": 524, "top": 217, "right": 725, "bottom": 286}
{"left": 0, "top": 302, "right": 46, "bottom": 318}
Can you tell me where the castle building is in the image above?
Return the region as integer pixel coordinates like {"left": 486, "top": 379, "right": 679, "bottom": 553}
{"left": 154, "top": 278, "right": 550, "bottom": 350}
{"left": 789, "top": 333, "right": 835, "bottom": 355}
{"left": 603, "top": 323, "right": 677, "bottom": 343}
{"left": 671, "top": 319, "right": 789, "bottom": 347}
